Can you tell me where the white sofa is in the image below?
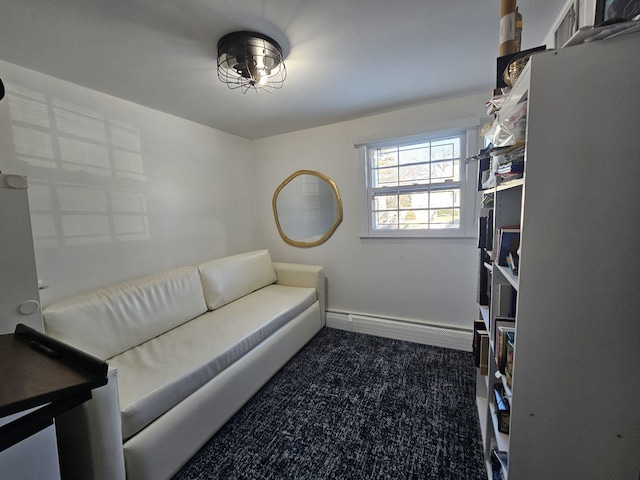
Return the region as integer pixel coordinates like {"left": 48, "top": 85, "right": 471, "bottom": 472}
{"left": 42, "top": 250, "right": 325, "bottom": 480}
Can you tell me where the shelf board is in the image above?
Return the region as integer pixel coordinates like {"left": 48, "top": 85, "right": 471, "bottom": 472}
{"left": 496, "top": 177, "right": 524, "bottom": 192}
{"left": 495, "top": 264, "right": 518, "bottom": 290}
{"left": 479, "top": 305, "right": 490, "bottom": 325}
{"left": 476, "top": 395, "right": 488, "bottom": 444}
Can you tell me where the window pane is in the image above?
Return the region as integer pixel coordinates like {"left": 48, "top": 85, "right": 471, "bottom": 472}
{"left": 430, "top": 159, "right": 459, "bottom": 183}
{"left": 430, "top": 208, "right": 460, "bottom": 227}
{"left": 403, "top": 191, "right": 429, "bottom": 207}
{"left": 373, "top": 194, "right": 398, "bottom": 211}
{"left": 400, "top": 208, "right": 429, "bottom": 229}
{"left": 373, "top": 147, "right": 398, "bottom": 167}
{"left": 431, "top": 189, "right": 460, "bottom": 208}
{"left": 374, "top": 210, "right": 398, "bottom": 230}
{"left": 372, "top": 190, "right": 460, "bottom": 230}
{"left": 398, "top": 143, "right": 429, "bottom": 165}
{"left": 373, "top": 166, "right": 398, "bottom": 187}
{"left": 367, "top": 131, "right": 466, "bottom": 233}
{"left": 431, "top": 137, "right": 460, "bottom": 159}
{"left": 398, "top": 164, "right": 429, "bottom": 185}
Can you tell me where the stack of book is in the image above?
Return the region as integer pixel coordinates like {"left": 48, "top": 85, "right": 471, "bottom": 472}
{"left": 495, "top": 142, "right": 525, "bottom": 182}
{"left": 496, "top": 160, "right": 524, "bottom": 179}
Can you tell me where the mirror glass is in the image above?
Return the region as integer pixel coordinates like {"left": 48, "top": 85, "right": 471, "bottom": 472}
{"left": 273, "top": 170, "right": 343, "bottom": 247}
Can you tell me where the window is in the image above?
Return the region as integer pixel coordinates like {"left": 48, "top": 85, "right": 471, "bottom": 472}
{"left": 365, "top": 129, "right": 472, "bottom": 237}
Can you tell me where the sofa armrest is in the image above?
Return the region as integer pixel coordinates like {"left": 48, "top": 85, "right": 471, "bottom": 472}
{"left": 56, "top": 366, "right": 126, "bottom": 480}
{"left": 273, "top": 262, "right": 325, "bottom": 325}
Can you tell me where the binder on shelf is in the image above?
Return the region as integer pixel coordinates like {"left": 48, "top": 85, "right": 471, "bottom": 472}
{"left": 477, "top": 210, "right": 494, "bottom": 250}
{"left": 473, "top": 320, "right": 490, "bottom": 375}
{"left": 478, "top": 216, "right": 488, "bottom": 248}
{"left": 477, "top": 250, "right": 491, "bottom": 306}
{"left": 479, "top": 333, "right": 490, "bottom": 376}
{"left": 473, "top": 319, "right": 485, "bottom": 363}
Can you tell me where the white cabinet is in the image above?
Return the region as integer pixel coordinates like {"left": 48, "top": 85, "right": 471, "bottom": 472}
{"left": 475, "top": 32, "right": 640, "bottom": 480}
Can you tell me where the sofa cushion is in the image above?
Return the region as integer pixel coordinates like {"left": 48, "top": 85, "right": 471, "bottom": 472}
{"left": 109, "top": 284, "right": 317, "bottom": 440}
{"left": 43, "top": 267, "right": 208, "bottom": 360}
{"left": 198, "top": 249, "right": 277, "bottom": 310}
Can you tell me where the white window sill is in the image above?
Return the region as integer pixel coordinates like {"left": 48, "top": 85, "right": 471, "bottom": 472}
{"left": 359, "top": 231, "right": 476, "bottom": 240}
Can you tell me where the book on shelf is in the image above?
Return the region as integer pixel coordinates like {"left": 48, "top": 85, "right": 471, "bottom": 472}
{"left": 493, "top": 383, "right": 511, "bottom": 434}
{"left": 496, "top": 226, "right": 520, "bottom": 267}
{"left": 477, "top": 250, "right": 491, "bottom": 306}
{"left": 504, "top": 331, "right": 516, "bottom": 390}
{"left": 476, "top": 148, "right": 492, "bottom": 191}
{"left": 477, "top": 210, "right": 494, "bottom": 250}
{"left": 507, "top": 250, "right": 519, "bottom": 275}
{"left": 496, "top": 160, "right": 524, "bottom": 175}
{"left": 492, "top": 449, "right": 508, "bottom": 470}
{"left": 479, "top": 333, "right": 490, "bottom": 376}
{"left": 494, "top": 320, "right": 516, "bottom": 374}
{"left": 490, "top": 449, "right": 509, "bottom": 479}
{"left": 481, "top": 194, "right": 494, "bottom": 208}
{"left": 473, "top": 320, "right": 490, "bottom": 375}
{"left": 496, "top": 172, "right": 523, "bottom": 183}
{"left": 473, "top": 319, "right": 485, "bottom": 364}
{"left": 495, "top": 283, "right": 517, "bottom": 318}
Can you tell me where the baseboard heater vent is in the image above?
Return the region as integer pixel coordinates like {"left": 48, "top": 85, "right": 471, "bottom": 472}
{"left": 325, "top": 311, "right": 472, "bottom": 352}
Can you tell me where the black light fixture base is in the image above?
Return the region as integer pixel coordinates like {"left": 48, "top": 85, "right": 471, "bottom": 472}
{"left": 216, "top": 31, "right": 287, "bottom": 94}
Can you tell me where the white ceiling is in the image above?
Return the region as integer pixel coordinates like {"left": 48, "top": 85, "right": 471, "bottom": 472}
{"left": 0, "top": 0, "right": 564, "bottom": 140}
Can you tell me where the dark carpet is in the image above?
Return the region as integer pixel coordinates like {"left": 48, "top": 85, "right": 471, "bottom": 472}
{"left": 173, "top": 327, "right": 486, "bottom": 480}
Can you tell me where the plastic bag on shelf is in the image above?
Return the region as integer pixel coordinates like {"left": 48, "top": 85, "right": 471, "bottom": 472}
{"left": 492, "top": 101, "right": 527, "bottom": 147}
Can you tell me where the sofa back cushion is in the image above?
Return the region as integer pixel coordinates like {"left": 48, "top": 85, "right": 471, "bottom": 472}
{"left": 42, "top": 266, "right": 208, "bottom": 360}
{"left": 198, "top": 249, "right": 277, "bottom": 310}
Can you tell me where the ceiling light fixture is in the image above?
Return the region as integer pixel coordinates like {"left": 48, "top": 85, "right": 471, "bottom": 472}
{"left": 216, "top": 31, "right": 287, "bottom": 94}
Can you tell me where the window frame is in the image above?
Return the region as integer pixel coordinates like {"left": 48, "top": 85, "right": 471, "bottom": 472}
{"left": 362, "top": 127, "right": 478, "bottom": 239}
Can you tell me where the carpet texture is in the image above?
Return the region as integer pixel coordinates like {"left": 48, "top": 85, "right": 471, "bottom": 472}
{"left": 173, "top": 327, "right": 486, "bottom": 480}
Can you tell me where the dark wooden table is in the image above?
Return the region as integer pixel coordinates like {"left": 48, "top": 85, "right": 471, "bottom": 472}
{"left": 0, "top": 324, "right": 108, "bottom": 451}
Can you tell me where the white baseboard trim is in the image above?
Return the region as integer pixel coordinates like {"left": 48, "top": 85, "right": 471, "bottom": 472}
{"left": 325, "top": 311, "right": 472, "bottom": 352}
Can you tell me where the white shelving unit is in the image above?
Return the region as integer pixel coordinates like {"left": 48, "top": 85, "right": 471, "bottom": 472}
{"left": 475, "top": 32, "right": 640, "bottom": 480}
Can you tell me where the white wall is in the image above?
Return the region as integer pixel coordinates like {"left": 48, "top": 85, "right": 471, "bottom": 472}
{"left": 254, "top": 93, "right": 488, "bottom": 329}
{"left": 0, "top": 60, "right": 257, "bottom": 305}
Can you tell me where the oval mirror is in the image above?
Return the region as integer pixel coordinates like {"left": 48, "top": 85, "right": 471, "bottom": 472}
{"left": 272, "top": 170, "right": 343, "bottom": 248}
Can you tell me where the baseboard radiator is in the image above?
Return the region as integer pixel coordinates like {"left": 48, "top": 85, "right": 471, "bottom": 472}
{"left": 325, "top": 311, "right": 472, "bottom": 352}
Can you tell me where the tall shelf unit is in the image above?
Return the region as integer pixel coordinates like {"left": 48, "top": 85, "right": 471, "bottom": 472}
{"left": 474, "top": 32, "right": 640, "bottom": 480}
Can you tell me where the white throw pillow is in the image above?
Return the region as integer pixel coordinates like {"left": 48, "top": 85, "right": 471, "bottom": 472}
{"left": 198, "top": 250, "right": 277, "bottom": 310}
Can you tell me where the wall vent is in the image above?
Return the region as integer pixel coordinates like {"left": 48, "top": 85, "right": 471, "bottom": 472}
{"left": 325, "top": 311, "right": 472, "bottom": 352}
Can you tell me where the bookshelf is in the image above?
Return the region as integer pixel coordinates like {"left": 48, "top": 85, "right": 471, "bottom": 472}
{"left": 474, "top": 32, "right": 640, "bottom": 480}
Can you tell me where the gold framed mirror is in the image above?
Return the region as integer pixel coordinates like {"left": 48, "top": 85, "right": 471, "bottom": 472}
{"left": 272, "top": 170, "right": 343, "bottom": 248}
